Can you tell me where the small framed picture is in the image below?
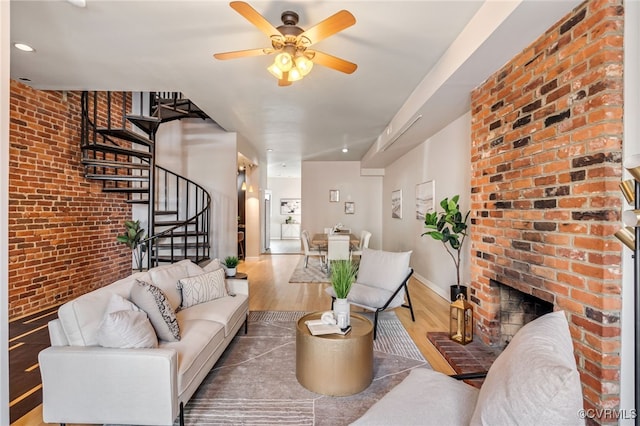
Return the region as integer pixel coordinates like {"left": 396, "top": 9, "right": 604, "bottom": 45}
{"left": 391, "top": 189, "right": 402, "bottom": 219}
{"left": 345, "top": 202, "right": 355, "bottom": 214}
{"left": 329, "top": 189, "right": 340, "bottom": 202}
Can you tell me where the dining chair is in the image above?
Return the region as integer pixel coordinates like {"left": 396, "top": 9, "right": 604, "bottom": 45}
{"left": 326, "top": 234, "right": 351, "bottom": 274}
{"left": 324, "top": 227, "right": 334, "bottom": 235}
{"left": 351, "top": 230, "right": 372, "bottom": 259}
{"left": 301, "top": 230, "right": 325, "bottom": 268}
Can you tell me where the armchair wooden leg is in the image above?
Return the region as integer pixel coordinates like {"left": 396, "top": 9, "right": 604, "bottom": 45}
{"left": 245, "top": 313, "right": 248, "bottom": 334}
{"left": 179, "top": 401, "right": 185, "bottom": 426}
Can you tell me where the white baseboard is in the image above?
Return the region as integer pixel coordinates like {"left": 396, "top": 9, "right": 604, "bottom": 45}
{"left": 411, "top": 272, "right": 449, "bottom": 302}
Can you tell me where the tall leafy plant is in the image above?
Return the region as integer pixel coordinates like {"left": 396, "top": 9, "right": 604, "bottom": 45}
{"left": 116, "top": 220, "right": 147, "bottom": 271}
{"left": 330, "top": 260, "right": 358, "bottom": 299}
{"left": 422, "top": 195, "right": 470, "bottom": 289}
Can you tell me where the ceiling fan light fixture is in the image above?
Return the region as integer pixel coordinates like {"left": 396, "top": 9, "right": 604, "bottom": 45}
{"left": 274, "top": 52, "right": 293, "bottom": 72}
{"left": 287, "top": 67, "right": 303, "bottom": 82}
{"left": 268, "top": 63, "right": 284, "bottom": 79}
{"left": 295, "top": 55, "right": 314, "bottom": 76}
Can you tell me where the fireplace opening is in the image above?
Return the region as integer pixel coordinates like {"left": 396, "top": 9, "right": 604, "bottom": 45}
{"left": 492, "top": 279, "right": 554, "bottom": 348}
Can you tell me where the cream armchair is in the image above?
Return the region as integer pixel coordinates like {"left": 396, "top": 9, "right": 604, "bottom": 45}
{"left": 325, "top": 248, "right": 414, "bottom": 339}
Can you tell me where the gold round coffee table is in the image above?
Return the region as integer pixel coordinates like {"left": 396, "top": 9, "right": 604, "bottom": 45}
{"left": 296, "top": 312, "right": 374, "bottom": 396}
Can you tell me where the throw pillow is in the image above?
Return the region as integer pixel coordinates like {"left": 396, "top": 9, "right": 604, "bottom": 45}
{"left": 97, "top": 310, "right": 158, "bottom": 349}
{"left": 178, "top": 268, "right": 228, "bottom": 309}
{"left": 148, "top": 263, "right": 189, "bottom": 312}
{"left": 469, "top": 310, "right": 584, "bottom": 426}
{"left": 130, "top": 280, "right": 181, "bottom": 342}
{"left": 202, "top": 258, "right": 222, "bottom": 273}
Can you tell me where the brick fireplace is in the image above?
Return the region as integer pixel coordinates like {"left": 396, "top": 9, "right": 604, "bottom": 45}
{"left": 469, "top": 0, "right": 623, "bottom": 420}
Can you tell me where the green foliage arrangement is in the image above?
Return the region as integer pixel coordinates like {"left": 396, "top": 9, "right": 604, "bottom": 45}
{"left": 116, "top": 220, "right": 147, "bottom": 271}
{"left": 223, "top": 255, "right": 240, "bottom": 269}
{"left": 422, "top": 195, "right": 470, "bottom": 288}
{"left": 330, "top": 260, "right": 358, "bottom": 299}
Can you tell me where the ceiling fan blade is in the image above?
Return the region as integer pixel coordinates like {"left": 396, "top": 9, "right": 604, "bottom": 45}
{"left": 213, "top": 47, "right": 274, "bottom": 60}
{"left": 299, "top": 10, "right": 356, "bottom": 46}
{"left": 230, "top": 1, "right": 282, "bottom": 39}
{"left": 308, "top": 50, "right": 357, "bottom": 74}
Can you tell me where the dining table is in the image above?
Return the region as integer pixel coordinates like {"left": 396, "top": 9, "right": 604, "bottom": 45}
{"left": 311, "top": 233, "right": 360, "bottom": 250}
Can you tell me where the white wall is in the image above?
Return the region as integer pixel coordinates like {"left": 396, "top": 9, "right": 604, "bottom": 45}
{"left": 383, "top": 112, "right": 471, "bottom": 300}
{"left": 155, "top": 119, "right": 238, "bottom": 260}
{"left": 302, "top": 161, "right": 383, "bottom": 249}
{"left": 268, "top": 177, "right": 301, "bottom": 239}
{"left": 1, "top": 2, "right": 10, "bottom": 423}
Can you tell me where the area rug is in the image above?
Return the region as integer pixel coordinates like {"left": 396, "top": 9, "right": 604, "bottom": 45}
{"left": 288, "top": 257, "right": 330, "bottom": 283}
{"left": 177, "top": 310, "right": 430, "bottom": 425}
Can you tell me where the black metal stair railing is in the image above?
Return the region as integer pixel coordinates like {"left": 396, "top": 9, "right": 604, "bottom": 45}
{"left": 80, "top": 90, "right": 211, "bottom": 266}
{"left": 146, "top": 165, "right": 211, "bottom": 266}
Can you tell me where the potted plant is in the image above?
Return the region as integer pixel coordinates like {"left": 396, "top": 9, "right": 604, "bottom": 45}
{"left": 116, "top": 220, "right": 147, "bottom": 271}
{"left": 330, "top": 259, "right": 358, "bottom": 328}
{"left": 422, "top": 195, "right": 470, "bottom": 301}
{"left": 222, "top": 255, "right": 240, "bottom": 277}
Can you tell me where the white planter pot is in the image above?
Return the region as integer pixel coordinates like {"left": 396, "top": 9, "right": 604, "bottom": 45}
{"left": 333, "top": 297, "right": 351, "bottom": 328}
{"left": 225, "top": 267, "right": 236, "bottom": 277}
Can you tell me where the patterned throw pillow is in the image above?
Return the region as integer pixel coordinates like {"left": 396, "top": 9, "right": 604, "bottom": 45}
{"left": 131, "top": 280, "right": 181, "bottom": 342}
{"left": 178, "top": 268, "right": 228, "bottom": 309}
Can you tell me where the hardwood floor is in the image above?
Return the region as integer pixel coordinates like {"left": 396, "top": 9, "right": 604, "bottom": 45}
{"left": 12, "top": 253, "right": 453, "bottom": 426}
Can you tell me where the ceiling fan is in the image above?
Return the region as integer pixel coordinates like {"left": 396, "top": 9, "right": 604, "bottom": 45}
{"left": 213, "top": 1, "right": 357, "bottom": 86}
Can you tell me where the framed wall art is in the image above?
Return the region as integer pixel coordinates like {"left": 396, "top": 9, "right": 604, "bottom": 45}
{"left": 415, "top": 180, "right": 435, "bottom": 220}
{"left": 391, "top": 189, "right": 402, "bottom": 219}
{"left": 280, "top": 198, "right": 301, "bottom": 215}
{"left": 345, "top": 201, "right": 355, "bottom": 214}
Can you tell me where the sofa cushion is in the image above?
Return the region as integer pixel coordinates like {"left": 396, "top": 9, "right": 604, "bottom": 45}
{"left": 356, "top": 249, "right": 412, "bottom": 294}
{"left": 148, "top": 262, "right": 189, "bottom": 312}
{"left": 96, "top": 294, "right": 157, "bottom": 349}
{"left": 202, "top": 258, "right": 222, "bottom": 273}
{"left": 57, "top": 271, "right": 149, "bottom": 346}
{"left": 351, "top": 368, "right": 479, "bottom": 425}
{"left": 131, "top": 280, "right": 181, "bottom": 342}
{"left": 178, "top": 268, "right": 227, "bottom": 309}
{"left": 177, "top": 294, "right": 248, "bottom": 337}
{"left": 160, "top": 319, "right": 225, "bottom": 395}
{"left": 470, "top": 310, "right": 583, "bottom": 426}
{"left": 97, "top": 310, "right": 158, "bottom": 349}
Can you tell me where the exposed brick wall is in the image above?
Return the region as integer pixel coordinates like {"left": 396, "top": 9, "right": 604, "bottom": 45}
{"left": 8, "top": 81, "right": 132, "bottom": 319}
{"left": 470, "top": 0, "right": 623, "bottom": 422}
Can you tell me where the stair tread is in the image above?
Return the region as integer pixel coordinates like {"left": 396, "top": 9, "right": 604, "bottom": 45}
{"left": 154, "top": 242, "right": 210, "bottom": 248}
{"left": 126, "top": 199, "right": 150, "bottom": 205}
{"left": 82, "top": 158, "right": 150, "bottom": 170}
{"left": 126, "top": 115, "right": 161, "bottom": 135}
{"left": 102, "top": 187, "right": 149, "bottom": 193}
{"left": 95, "top": 128, "right": 154, "bottom": 147}
{"left": 154, "top": 230, "right": 207, "bottom": 237}
{"left": 155, "top": 210, "right": 178, "bottom": 216}
{"left": 155, "top": 220, "right": 198, "bottom": 226}
{"left": 85, "top": 174, "right": 149, "bottom": 182}
{"left": 154, "top": 256, "right": 210, "bottom": 263}
{"left": 83, "top": 143, "right": 152, "bottom": 159}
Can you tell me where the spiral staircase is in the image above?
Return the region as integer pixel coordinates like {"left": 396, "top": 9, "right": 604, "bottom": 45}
{"left": 80, "top": 91, "right": 212, "bottom": 267}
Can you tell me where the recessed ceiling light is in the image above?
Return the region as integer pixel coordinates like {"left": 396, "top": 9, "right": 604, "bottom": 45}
{"left": 14, "top": 43, "right": 34, "bottom": 52}
{"left": 342, "top": 148, "right": 349, "bottom": 153}
{"left": 267, "top": 148, "right": 273, "bottom": 152}
{"left": 18, "top": 77, "right": 32, "bottom": 82}
{"left": 66, "top": 0, "right": 86, "bottom": 7}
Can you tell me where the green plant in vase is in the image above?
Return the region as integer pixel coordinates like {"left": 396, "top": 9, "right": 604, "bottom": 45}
{"left": 222, "top": 255, "right": 240, "bottom": 277}
{"left": 422, "top": 195, "right": 470, "bottom": 301}
{"left": 116, "top": 220, "right": 147, "bottom": 271}
{"left": 330, "top": 259, "right": 358, "bottom": 298}
{"left": 331, "top": 260, "right": 358, "bottom": 329}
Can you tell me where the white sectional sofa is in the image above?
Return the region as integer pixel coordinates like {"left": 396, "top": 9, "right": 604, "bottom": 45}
{"left": 38, "top": 259, "right": 249, "bottom": 426}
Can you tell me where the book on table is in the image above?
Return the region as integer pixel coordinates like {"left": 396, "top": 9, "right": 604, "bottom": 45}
{"left": 305, "top": 319, "right": 352, "bottom": 336}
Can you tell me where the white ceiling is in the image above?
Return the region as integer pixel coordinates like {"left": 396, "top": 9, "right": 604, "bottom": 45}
{"left": 10, "top": 0, "right": 581, "bottom": 178}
